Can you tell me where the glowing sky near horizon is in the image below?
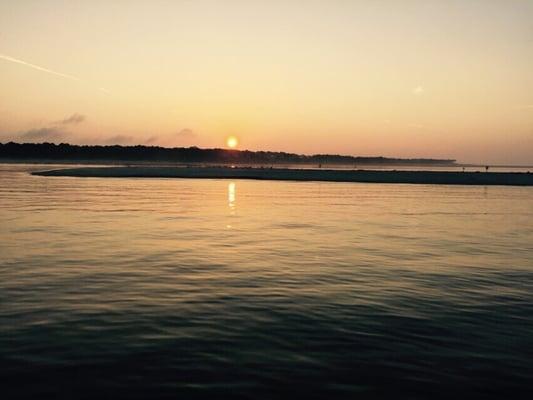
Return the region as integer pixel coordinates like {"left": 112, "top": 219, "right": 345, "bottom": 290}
{"left": 0, "top": 0, "right": 532, "bottom": 164}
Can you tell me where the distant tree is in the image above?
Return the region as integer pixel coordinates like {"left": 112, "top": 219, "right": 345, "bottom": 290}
{"left": 0, "top": 142, "right": 457, "bottom": 165}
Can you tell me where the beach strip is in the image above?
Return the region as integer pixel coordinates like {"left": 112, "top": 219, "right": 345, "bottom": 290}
{"left": 31, "top": 166, "right": 533, "bottom": 186}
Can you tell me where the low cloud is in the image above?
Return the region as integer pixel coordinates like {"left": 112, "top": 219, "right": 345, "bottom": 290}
{"left": 175, "top": 128, "right": 196, "bottom": 138}
{"left": 13, "top": 113, "right": 87, "bottom": 143}
{"left": 20, "top": 127, "right": 67, "bottom": 141}
{"left": 103, "top": 135, "right": 135, "bottom": 145}
{"left": 412, "top": 86, "right": 424, "bottom": 95}
{"left": 8, "top": 121, "right": 198, "bottom": 147}
{"left": 142, "top": 128, "right": 197, "bottom": 146}
{"left": 144, "top": 136, "right": 159, "bottom": 144}
{"left": 57, "top": 113, "right": 86, "bottom": 125}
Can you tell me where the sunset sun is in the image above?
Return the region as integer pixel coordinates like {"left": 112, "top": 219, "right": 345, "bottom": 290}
{"left": 226, "top": 136, "right": 238, "bottom": 149}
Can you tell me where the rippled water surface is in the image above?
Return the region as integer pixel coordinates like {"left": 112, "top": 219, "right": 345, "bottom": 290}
{"left": 1, "top": 163, "right": 533, "bottom": 399}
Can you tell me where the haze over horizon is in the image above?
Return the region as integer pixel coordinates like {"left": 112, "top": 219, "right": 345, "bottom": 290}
{"left": 1, "top": 0, "right": 532, "bottom": 164}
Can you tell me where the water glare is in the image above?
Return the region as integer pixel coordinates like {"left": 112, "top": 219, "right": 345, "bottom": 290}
{"left": 1, "top": 164, "right": 532, "bottom": 399}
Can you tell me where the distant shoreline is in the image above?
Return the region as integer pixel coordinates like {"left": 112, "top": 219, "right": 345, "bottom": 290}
{"left": 0, "top": 142, "right": 456, "bottom": 165}
{"left": 32, "top": 166, "right": 533, "bottom": 186}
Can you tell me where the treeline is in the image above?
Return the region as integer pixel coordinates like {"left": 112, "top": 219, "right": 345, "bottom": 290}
{"left": 0, "top": 142, "right": 456, "bottom": 165}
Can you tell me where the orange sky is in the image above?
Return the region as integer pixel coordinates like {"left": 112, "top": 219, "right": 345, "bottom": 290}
{"left": 1, "top": 0, "right": 532, "bottom": 164}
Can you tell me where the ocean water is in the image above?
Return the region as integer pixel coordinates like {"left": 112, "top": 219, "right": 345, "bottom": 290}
{"left": 1, "top": 163, "right": 532, "bottom": 399}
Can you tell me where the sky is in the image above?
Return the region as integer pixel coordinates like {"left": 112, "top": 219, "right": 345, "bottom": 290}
{"left": 0, "top": 0, "right": 532, "bottom": 164}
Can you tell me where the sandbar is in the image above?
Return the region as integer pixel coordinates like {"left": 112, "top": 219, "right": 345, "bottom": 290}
{"left": 31, "top": 166, "right": 533, "bottom": 186}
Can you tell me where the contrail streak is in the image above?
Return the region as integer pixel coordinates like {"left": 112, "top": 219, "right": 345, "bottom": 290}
{"left": 0, "top": 53, "right": 81, "bottom": 81}
{"left": 0, "top": 53, "right": 110, "bottom": 94}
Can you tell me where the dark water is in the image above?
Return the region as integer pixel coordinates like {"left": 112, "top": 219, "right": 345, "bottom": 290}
{"left": 1, "top": 164, "right": 532, "bottom": 399}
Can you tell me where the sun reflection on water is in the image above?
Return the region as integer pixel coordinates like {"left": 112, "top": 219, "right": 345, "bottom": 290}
{"left": 227, "top": 182, "right": 236, "bottom": 228}
{"left": 228, "top": 182, "right": 236, "bottom": 209}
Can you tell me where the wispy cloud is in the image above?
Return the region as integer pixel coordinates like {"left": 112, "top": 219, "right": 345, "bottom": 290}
{"left": 56, "top": 113, "right": 86, "bottom": 125}
{"left": 0, "top": 53, "right": 109, "bottom": 93}
{"left": 412, "top": 86, "right": 424, "bottom": 95}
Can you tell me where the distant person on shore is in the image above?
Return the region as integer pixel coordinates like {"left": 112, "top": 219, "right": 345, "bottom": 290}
{"left": 485, "top": 166, "right": 489, "bottom": 172}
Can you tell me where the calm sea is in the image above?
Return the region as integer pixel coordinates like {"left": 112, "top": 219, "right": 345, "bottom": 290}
{"left": 1, "top": 163, "right": 532, "bottom": 399}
